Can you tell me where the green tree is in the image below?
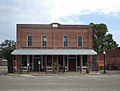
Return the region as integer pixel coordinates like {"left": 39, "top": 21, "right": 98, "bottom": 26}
{"left": 90, "top": 23, "right": 118, "bottom": 53}
{"left": 0, "top": 39, "right": 16, "bottom": 49}
{"left": 0, "top": 39, "right": 16, "bottom": 73}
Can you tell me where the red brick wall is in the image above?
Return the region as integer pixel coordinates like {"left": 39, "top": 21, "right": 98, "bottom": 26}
{"left": 96, "top": 48, "right": 120, "bottom": 69}
{"left": 16, "top": 23, "right": 92, "bottom": 49}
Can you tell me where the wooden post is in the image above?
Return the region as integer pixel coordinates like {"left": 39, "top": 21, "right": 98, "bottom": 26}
{"left": 63, "top": 55, "right": 65, "bottom": 74}
{"left": 80, "top": 55, "right": 82, "bottom": 73}
{"left": 45, "top": 55, "right": 47, "bottom": 74}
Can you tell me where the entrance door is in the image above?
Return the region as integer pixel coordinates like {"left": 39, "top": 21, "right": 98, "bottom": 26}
{"left": 69, "top": 59, "right": 76, "bottom": 71}
{"left": 34, "top": 58, "right": 41, "bottom": 72}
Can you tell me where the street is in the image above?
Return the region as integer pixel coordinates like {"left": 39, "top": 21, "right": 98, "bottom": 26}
{"left": 0, "top": 74, "right": 120, "bottom": 91}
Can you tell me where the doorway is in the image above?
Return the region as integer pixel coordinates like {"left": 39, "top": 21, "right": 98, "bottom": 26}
{"left": 34, "top": 58, "right": 41, "bottom": 72}
{"left": 69, "top": 58, "right": 76, "bottom": 71}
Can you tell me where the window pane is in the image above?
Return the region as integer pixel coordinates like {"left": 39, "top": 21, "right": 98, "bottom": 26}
{"left": 42, "top": 35, "right": 47, "bottom": 47}
{"left": 83, "top": 55, "right": 87, "bottom": 66}
{"left": 58, "top": 55, "right": 63, "bottom": 66}
{"left": 28, "top": 35, "right": 32, "bottom": 46}
{"left": 78, "top": 35, "right": 82, "bottom": 47}
{"left": 77, "top": 55, "right": 80, "bottom": 66}
{"left": 64, "top": 55, "right": 67, "bottom": 66}
{"left": 47, "top": 55, "right": 52, "bottom": 66}
{"left": 22, "top": 55, "right": 27, "bottom": 66}
{"left": 64, "top": 35, "right": 68, "bottom": 47}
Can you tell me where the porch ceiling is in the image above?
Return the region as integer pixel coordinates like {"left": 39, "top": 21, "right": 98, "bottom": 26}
{"left": 11, "top": 49, "right": 97, "bottom": 55}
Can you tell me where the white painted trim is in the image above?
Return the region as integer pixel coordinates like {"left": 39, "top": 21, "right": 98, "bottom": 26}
{"left": 27, "top": 55, "right": 29, "bottom": 70}
{"left": 63, "top": 55, "right": 68, "bottom": 71}
{"left": 32, "top": 55, "right": 34, "bottom": 71}
{"left": 77, "top": 35, "right": 83, "bottom": 47}
{"left": 75, "top": 55, "right": 77, "bottom": 71}
{"left": 26, "top": 34, "right": 32, "bottom": 47}
{"left": 46, "top": 67, "right": 53, "bottom": 71}
{"left": 41, "top": 35, "right": 47, "bottom": 47}
{"left": 41, "top": 55, "right": 43, "bottom": 69}
{"left": 63, "top": 35, "right": 69, "bottom": 47}
{"left": 67, "top": 55, "right": 69, "bottom": 71}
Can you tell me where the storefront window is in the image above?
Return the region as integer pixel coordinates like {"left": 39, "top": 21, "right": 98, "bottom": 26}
{"left": 83, "top": 55, "right": 87, "bottom": 66}
{"left": 77, "top": 55, "right": 80, "bottom": 66}
{"left": 64, "top": 55, "right": 67, "bottom": 66}
{"left": 47, "top": 55, "right": 52, "bottom": 66}
{"left": 58, "top": 55, "right": 63, "bottom": 66}
{"left": 22, "top": 55, "right": 27, "bottom": 66}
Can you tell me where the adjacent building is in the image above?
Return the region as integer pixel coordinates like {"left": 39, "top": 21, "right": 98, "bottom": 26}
{"left": 97, "top": 47, "right": 120, "bottom": 70}
{"left": 12, "top": 23, "right": 97, "bottom": 72}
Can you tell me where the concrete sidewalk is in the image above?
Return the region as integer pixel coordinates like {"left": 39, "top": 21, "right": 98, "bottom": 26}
{"left": 5, "top": 71, "right": 101, "bottom": 76}
{"left": 0, "top": 66, "right": 7, "bottom": 75}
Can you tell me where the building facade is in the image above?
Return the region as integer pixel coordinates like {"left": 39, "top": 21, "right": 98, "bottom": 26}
{"left": 97, "top": 47, "right": 120, "bottom": 70}
{"left": 12, "top": 23, "right": 97, "bottom": 72}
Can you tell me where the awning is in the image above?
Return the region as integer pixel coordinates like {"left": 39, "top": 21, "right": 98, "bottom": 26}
{"left": 11, "top": 49, "right": 97, "bottom": 55}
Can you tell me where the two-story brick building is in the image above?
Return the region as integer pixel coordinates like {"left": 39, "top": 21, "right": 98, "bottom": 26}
{"left": 12, "top": 23, "right": 97, "bottom": 72}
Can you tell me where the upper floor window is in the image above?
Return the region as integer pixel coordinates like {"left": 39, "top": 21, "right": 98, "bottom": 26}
{"left": 27, "top": 35, "right": 32, "bottom": 46}
{"left": 41, "top": 35, "right": 47, "bottom": 47}
{"left": 63, "top": 35, "right": 69, "bottom": 47}
{"left": 78, "top": 35, "right": 83, "bottom": 47}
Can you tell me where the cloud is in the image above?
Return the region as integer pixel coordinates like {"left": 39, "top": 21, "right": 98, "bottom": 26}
{"left": 0, "top": 0, "right": 120, "bottom": 45}
{"left": 51, "top": 0, "right": 120, "bottom": 22}
{"left": 0, "top": 0, "right": 53, "bottom": 43}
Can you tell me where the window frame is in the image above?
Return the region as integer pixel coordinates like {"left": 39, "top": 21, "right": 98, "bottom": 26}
{"left": 63, "top": 35, "right": 69, "bottom": 47}
{"left": 27, "top": 35, "right": 32, "bottom": 47}
{"left": 47, "top": 55, "right": 52, "bottom": 67}
{"left": 41, "top": 35, "right": 47, "bottom": 47}
{"left": 77, "top": 35, "right": 83, "bottom": 47}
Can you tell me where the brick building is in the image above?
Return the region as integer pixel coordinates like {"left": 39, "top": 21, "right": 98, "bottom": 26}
{"left": 97, "top": 47, "right": 120, "bottom": 70}
{"left": 12, "top": 23, "right": 97, "bottom": 72}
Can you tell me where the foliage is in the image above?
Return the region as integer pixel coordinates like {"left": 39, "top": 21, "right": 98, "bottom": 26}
{"left": 85, "top": 63, "right": 90, "bottom": 73}
{"left": 0, "top": 47, "right": 14, "bottom": 73}
{"left": 0, "top": 39, "right": 16, "bottom": 49}
{"left": 52, "top": 62, "right": 60, "bottom": 73}
{"left": 0, "top": 39, "right": 16, "bottom": 59}
{"left": 0, "top": 39, "right": 16, "bottom": 73}
{"left": 90, "top": 23, "right": 118, "bottom": 53}
{"left": 0, "top": 47, "right": 13, "bottom": 60}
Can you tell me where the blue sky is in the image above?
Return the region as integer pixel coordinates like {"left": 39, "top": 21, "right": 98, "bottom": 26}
{"left": 0, "top": 0, "right": 120, "bottom": 46}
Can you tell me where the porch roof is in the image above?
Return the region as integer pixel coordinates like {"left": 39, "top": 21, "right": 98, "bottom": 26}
{"left": 11, "top": 49, "right": 97, "bottom": 55}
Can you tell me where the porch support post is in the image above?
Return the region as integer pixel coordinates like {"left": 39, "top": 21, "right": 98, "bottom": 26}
{"left": 63, "top": 55, "right": 65, "bottom": 74}
{"left": 27, "top": 55, "right": 29, "bottom": 74}
{"left": 88, "top": 55, "right": 92, "bottom": 71}
{"left": 32, "top": 55, "right": 34, "bottom": 71}
{"left": 80, "top": 55, "right": 82, "bottom": 72}
{"left": 12, "top": 56, "right": 15, "bottom": 73}
{"left": 45, "top": 55, "right": 47, "bottom": 74}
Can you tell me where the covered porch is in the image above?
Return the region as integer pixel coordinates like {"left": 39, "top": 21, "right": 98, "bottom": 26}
{"left": 11, "top": 49, "right": 97, "bottom": 72}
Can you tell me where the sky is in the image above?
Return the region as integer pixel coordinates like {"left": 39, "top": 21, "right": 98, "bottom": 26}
{"left": 0, "top": 0, "right": 120, "bottom": 46}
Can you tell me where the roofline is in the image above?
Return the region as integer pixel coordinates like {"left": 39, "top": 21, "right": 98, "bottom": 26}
{"left": 17, "top": 23, "right": 92, "bottom": 29}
